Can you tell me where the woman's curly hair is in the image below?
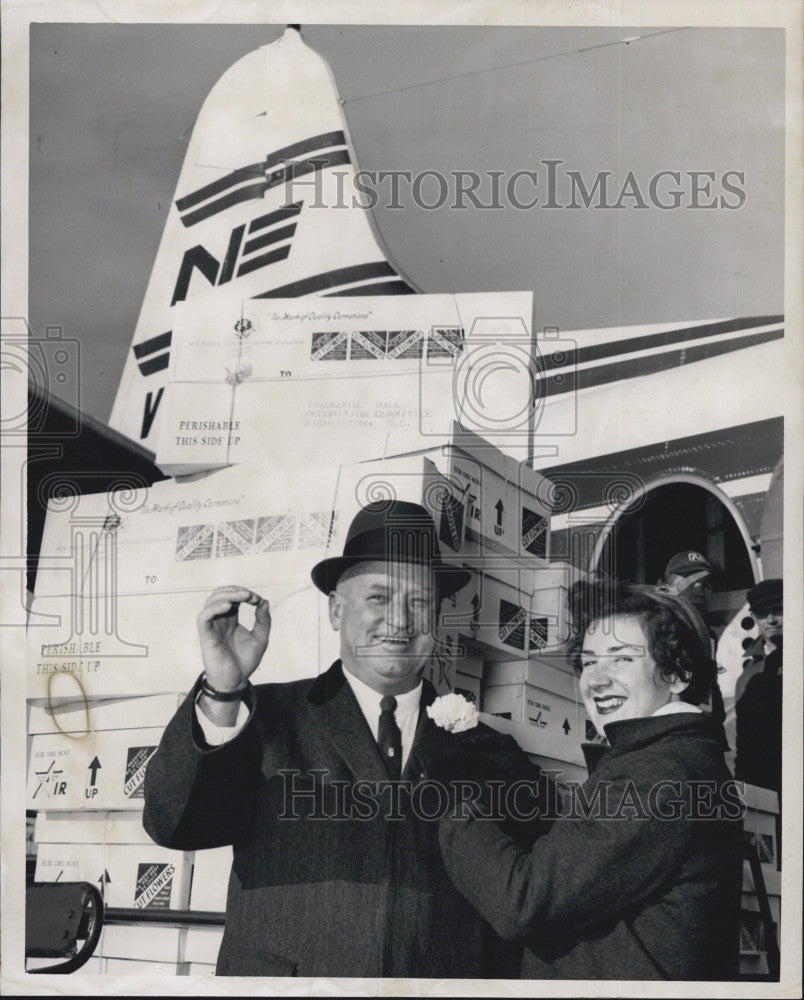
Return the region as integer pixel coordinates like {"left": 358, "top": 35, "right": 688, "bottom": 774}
{"left": 566, "top": 577, "right": 715, "bottom": 705}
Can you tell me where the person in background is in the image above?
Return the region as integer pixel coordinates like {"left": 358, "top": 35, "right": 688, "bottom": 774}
{"left": 663, "top": 550, "right": 715, "bottom": 616}
{"left": 438, "top": 578, "right": 743, "bottom": 981}
{"left": 661, "top": 550, "right": 728, "bottom": 749}
{"left": 734, "top": 579, "right": 783, "bottom": 794}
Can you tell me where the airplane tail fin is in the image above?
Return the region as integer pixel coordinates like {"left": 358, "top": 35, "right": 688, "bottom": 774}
{"left": 110, "top": 27, "right": 417, "bottom": 449}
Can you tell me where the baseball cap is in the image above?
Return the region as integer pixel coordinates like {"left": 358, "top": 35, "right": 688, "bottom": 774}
{"left": 664, "top": 551, "right": 714, "bottom": 579}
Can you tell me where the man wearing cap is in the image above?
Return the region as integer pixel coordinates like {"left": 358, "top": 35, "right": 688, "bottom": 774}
{"left": 143, "top": 500, "right": 551, "bottom": 978}
{"left": 734, "top": 579, "right": 783, "bottom": 792}
{"left": 661, "top": 551, "right": 727, "bottom": 748}
{"left": 663, "top": 550, "right": 715, "bottom": 615}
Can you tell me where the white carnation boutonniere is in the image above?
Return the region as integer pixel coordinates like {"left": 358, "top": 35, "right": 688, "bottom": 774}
{"left": 426, "top": 692, "right": 479, "bottom": 734}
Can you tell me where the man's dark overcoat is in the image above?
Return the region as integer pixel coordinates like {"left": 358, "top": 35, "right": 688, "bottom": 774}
{"left": 143, "top": 661, "right": 548, "bottom": 977}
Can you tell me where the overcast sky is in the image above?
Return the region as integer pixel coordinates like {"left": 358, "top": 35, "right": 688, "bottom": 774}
{"left": 28, "top": 23, "right": 783, "bottom": 424}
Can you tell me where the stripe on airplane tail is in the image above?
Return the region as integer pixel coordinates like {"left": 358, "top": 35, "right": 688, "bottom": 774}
{"left": 263, "top": 129, "right": 347, "bottom": 173}
{"left": 179, "top": 150, "right": 351, "bottom": 228}
{"left": 132, "top": 331, "right": 172, "bottom": 359}
{"left": 540, "top": 315, "right": 784, "bottom": 373}
{"left": 175, "top": 131, "right": 347, "bottom": 212}
{"left": 179, "top": 180, "right": 275, "bottom": 228}
{"left": 132, "top": 331, "right": 173, "bottom": 376}
{"left": 322, "top": 280, "right": 416, "bottom": 297}
{"left": 254, "top": 262, "right": 404, "bottom": 298}
{"left": 249, "top": 201, "right": 303, "bottom": 233}
{"left": 136, "top": 353, "right": 171, "bottom": 376}
{"left": 539, "top": 328, "right": 783, "bottom": 398}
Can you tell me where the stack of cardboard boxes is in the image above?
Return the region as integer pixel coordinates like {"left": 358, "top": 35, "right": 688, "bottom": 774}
{"left": 26, "top": 290, "right": 600, "bottom": 973}
{"left": 739, "top": 784, "right": 781, "bottom": 976}
{"left": 27, "top": 696, "right": 193, "bottom": 973}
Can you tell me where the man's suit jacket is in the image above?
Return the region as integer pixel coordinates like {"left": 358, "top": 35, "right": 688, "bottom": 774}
{"left": 143, "top": 661, "right": 546, "bottom": 978}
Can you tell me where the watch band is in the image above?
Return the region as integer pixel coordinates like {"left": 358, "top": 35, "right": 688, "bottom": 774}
{"left": 200, "top": 674, "right": 251, "bottom": 702}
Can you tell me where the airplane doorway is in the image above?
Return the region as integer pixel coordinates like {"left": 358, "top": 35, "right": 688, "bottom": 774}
{"left": 593, "top": 478, "right": 757, "bottom": 629}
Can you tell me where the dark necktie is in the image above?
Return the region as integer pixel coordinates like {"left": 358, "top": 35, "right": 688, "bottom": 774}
{"left": 378, "top": 695, "right": 402, "bottom": 779}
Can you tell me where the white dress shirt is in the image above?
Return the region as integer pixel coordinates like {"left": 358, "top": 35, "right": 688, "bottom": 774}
{"left": 342, "top": 668, "right": 422, "bottom": 771}
{"left": 196, "top": 668, "right": 423, "bottom": 769}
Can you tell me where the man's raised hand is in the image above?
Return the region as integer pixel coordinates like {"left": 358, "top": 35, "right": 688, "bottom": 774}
{"left": 197, "top": 586, "right": 271, "bottom": 691}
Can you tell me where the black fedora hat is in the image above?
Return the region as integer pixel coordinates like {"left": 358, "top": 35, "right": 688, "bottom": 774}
{"left": 746, "top": 578, "right": 782, "bottom": 614}
{"left": 311, "top": 500, "right": 471, "bottom": 597}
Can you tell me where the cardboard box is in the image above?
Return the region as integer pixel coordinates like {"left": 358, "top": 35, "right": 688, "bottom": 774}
{"left": 452, "top": 671, "right": 481, "bottom": 705}
{"left": 103, "top": 958, "right": 185, "bottom": 975}
{"left": 741, "top": 891, "right": 781, "bottom": 926}
{"left": 739, "top": 952, "right": 770, "bottom": 975}
{"left": 26, "top": 956, "right": 104, "bottom": 974}
{"left": 189, "top": 846, "right": 232, "bottom": 912}
{"left": 742, "top": 784, "right": 779, "bottom": 872}
{"left": 34, "top": 841, "right": 109, "bottom": 888}
{"left": 484, "top": 656, "right": 579, "bottom": 694}
{"left": 100, "top": 925, "right": 183, "bottom": 964}
{"left": 183, "top": 926, "right": 225, "bottom": 965}
{"left": 436, "top": 437, "right": 550, "bottom": 559}
{"left": 80, "top": 957, "right": 104, "bottom": 974}
{"left": 446, "top": 567, "right": 534, "bottom": 661}
{"left": 480, "top": 683, "right": 589, "bottom": 765}
{"left": 27, "top": 583, "right": 337, "bottom": 700}
{"left": 106, "top": 845, "right": 192, "bottom": 911}
{"left": 454, "top": 648, "right": 484, "bottom": 679}
{"left": 34, "top": 810, "right": 157, "bottom": 846}
{"left": 742, "top": 782, "right": 780, "bottom": 816}
{"left": 33, "top": 841, "right": 191, "bottom": 911}
{"left": 480, "top": 712, "right": 588, "bottom": 774}
{"left": 28, "top": 694, "right": 181, "bottom": 736}
{"left": 385, "top": 423, "right": 551, "bottom": 559}
{"left": 742, "top": 860, "right": 781, "bottom": 897}
{"left": 156, "top": 292, "right": 533, "bottom": 475}
{"left": 28, "top": 454, "right": 481, "bottom": 699}
{"left": 738, "top": 907, "right": 778, "bottom": 964}
{"left": 32, "top": 462, "right": 338, "bottom": 601}
{"left": 185, "top": 963, "right": 216, "bottom": 978}
{"left": 528, "top": 561, "right": 584, "bottom": 651}
{"left": 330, "top": 453, "right": 471, "bottom": 563}
{"left": 27, "top": 727, "right": 165, "bottom": 811}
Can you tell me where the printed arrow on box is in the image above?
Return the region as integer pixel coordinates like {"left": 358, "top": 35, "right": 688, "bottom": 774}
{"left": 87, "top": 756, "right": 102, "bottom": 787}
{"left": 98, "top": 869, "right": 111, "bottom": 899}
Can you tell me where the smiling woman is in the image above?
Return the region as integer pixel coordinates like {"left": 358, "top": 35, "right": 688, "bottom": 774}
{"left": 569, "top": 580, "right": 717, "bottom": 735}
{"left": 439, "top": 578, "right": 744, "bottom": 981}
{"left": 578, "top": 615, "right": 691, "bottom": 728}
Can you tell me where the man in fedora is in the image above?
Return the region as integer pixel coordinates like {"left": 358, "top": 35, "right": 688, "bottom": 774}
{"left": 143, "top": 500, "right": 551, "bottom": 978}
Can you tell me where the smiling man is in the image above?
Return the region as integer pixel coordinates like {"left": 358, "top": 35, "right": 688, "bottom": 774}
{"left": 143, "top": 499, "right": 550, "bottom": 978}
